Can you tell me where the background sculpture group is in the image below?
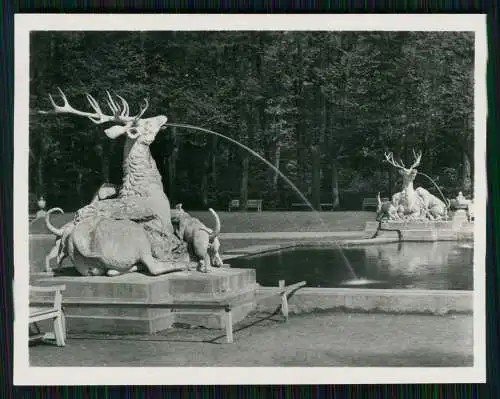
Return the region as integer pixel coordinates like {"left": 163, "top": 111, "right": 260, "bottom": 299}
{"left": 41, "top": 90, "right": 214, "bottom": 277}
{"left": 376, "top": 150, "right": 449, "bottom": 222}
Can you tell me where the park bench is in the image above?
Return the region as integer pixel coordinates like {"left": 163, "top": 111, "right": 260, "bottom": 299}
{"left": 362, "top": 196, "right": 388, "bottom": 211}
{"left": 228, "top": 199, "right": 263, "bottom": 212}
{"left": 29, "top": 284, "right": 67, "bottom": 347}
{"left": 291, "top": 203, "right": 334, "bottom": 211}
{"left": 30, "top": 280, "right": 306, "bottom": 344}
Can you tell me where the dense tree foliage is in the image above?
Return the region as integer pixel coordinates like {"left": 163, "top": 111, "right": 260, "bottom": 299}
{"left": 29, "top": 31, "right": 474, "bottom": 211}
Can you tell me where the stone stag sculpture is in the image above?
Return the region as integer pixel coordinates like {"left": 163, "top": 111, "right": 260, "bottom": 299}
{"left": 40, "top": 89, "right": 189, "bottom": 276}
{"left": 384, "top": 150, "right": 448, "bottom": 221}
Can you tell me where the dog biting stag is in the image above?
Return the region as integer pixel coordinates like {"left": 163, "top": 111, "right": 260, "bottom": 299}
{"left": 171, "top": 204, "right": 223, "bottom": 273}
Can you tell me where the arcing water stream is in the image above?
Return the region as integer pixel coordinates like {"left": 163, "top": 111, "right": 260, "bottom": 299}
{"left": 165, "top": 122, "right": 366, "bottom": 283}
{"left": 417, "top": 172, "right": 452, "bottom": 210}
{"left": 165, "top": 122, "right": 318, "bottom": 219}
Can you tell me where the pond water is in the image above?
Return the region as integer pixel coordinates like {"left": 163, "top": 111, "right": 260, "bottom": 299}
{"left": 228, "top": 241, "right": 474, "bottom": 290}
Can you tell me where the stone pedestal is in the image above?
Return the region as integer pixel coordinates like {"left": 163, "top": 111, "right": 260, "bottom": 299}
{"left": 32, "top": 268, "right": 258, "bottom": 334}
{"left": 374, "top": 219, "right": 473, "bottom": 242}
{"left": 451, "top": 209, "right": 468, "bottom": 228}
{"left": 380, "top": 220, "right": 455, "bottom": 230}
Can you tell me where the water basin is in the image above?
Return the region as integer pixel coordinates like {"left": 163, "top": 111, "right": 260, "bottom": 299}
{"left": 228, "top": 241, "right": 473, "bottom": 290}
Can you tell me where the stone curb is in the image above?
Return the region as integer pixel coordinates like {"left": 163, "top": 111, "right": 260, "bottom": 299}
{"left": 255, "top": 287, "right": 473, "bottom": 315}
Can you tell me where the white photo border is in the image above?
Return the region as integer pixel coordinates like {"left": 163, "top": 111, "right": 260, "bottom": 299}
{"left": 14, "top": 13, "right": 487, "bottom": 385}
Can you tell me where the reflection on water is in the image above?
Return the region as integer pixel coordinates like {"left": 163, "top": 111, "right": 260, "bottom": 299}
{"left": 228, "top": 242, "right": 473, "bottom": 290}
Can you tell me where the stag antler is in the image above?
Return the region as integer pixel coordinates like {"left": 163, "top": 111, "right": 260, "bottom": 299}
{"left": 384, "top": 149, "right": 422, "bottom": 171}
{"left": 39, "top": 88, "right": 148, "bottom": 125}
{"left": 384, "top": 152, "right": 407, "bottom": 170}
{"left": 133, "top": 98, "right": 149, "bottom": 122}
{"left": 409, "top": 149, "right": 422, "bottom": 170}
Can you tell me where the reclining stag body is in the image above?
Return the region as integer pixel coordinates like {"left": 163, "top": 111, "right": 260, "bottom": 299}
{"left": 42, "top": 90, "right": 189, "bottom": 276}
{"left": 415, "top": 187, "right": 449, "bottom": 220}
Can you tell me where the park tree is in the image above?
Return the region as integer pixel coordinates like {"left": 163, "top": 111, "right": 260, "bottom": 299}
{"left": 29, "top": 30, "right": 475, "bottom": 212}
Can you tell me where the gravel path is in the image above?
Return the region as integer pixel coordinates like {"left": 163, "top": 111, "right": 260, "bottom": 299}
{"left": 30, "top": 312, "right": 473, "bottom": 367}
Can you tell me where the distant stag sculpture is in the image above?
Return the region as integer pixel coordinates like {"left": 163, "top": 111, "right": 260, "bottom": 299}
{"left": 384, "top": 150, "right": 448, "bottom": 221}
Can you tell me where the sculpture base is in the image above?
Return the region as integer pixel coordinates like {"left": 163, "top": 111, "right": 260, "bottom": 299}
{"left": 32, "top": 268, "right": 258, "bottom": 334}
{"left": 365, "top": 217, "right": 473, "bottom": 242}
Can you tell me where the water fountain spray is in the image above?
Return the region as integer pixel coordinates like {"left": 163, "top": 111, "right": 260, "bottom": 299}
{"left": 165, "top": 122, "right": 370, "bottom": 284}
{"left": 165, "top": 122, "right": 322, "bottom": 223}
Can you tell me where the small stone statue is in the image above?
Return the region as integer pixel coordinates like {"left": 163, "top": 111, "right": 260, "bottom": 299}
{"left": 35, "top": 196, "right": 47, "bottom": 218}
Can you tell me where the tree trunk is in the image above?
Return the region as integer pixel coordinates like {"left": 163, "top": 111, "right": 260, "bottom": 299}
{"left": 36, "top": 152, "right": 44, "bottom": 198}
{"left": 462, "top": 150, "right": 472, "bottom": 194}
{"left": 96, "top": 143, "right": 110, "bottom": 183}
{"left": 211, "top": 135, "right": 218, "bottom": 188}
{"left": 200, "top": 152, "right": 210, "bottom": 207}
{"left": 320, "top": 87, "right": 330, "bottom": 209}
{"left": 295, "top": 37, "right": 308, "bottom": 195}
{"left": 167, "top": 147, "right": 178, "bottom": 206}
{"left": 273, "top": 141, "right": 281, "bottom": 191}
{"left": 35, "top": 35, "right": 56, "bottom": 199}
{"left": 388, "top": 167, "right": 393, "bottom": 196}
{"left": 140, "top": 31, "right": 148, "bottom": 80}
{"left": 331, "top": 160, "right": 340, "bottom": 209}
{"left": 240, "top": 154, "right": 249, "bottom": 211}
{"left": 268, "top": 141, "right": 282, "bottom": 208}
{"left": 76, "top": 170, "right": 83, "bottom": 207}
{"left": 164, "top": 123, "right": 179, "bottom": 205}
{"left": 237, "top": 53, "right": 250, "bottom": 212}
{"left": 311, "top": 145, "right": 321, "bottom": 211}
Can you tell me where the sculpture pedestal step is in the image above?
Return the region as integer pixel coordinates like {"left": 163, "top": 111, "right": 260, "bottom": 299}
{"left": 374, "top": 220, "right": 473, "bottom": 242}
{"left": 32, "top": 268, "right": 258, "bottom": 334}
{"left": 381, "top": 220, "right": 455, "bottom": 230}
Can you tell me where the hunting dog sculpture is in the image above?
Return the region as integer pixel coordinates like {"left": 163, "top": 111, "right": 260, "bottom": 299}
{"left": 44, "top": 208, "right": 75, "bottom": 273}
{"left": 375, "top": 192, "right": 400, "bottom": 221}
{"left": 171, "top": 204, "right": 223, "bottom": 273}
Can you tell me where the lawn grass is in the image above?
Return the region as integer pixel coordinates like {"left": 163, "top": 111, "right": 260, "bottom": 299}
{"left": 30, "top": 210, "right": 375, "bottom": 234}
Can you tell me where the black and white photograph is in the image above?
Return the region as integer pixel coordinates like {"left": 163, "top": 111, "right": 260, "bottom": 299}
{"left": 14, "top": 14, "right": 487, "bottom": 385}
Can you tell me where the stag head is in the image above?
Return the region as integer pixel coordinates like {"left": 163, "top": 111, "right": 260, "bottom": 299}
{"left": 384, "top": 149, "right": 422, "bottom": 181}
{"left": 39, "top": 88, "right": 168, "bottom": 145}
